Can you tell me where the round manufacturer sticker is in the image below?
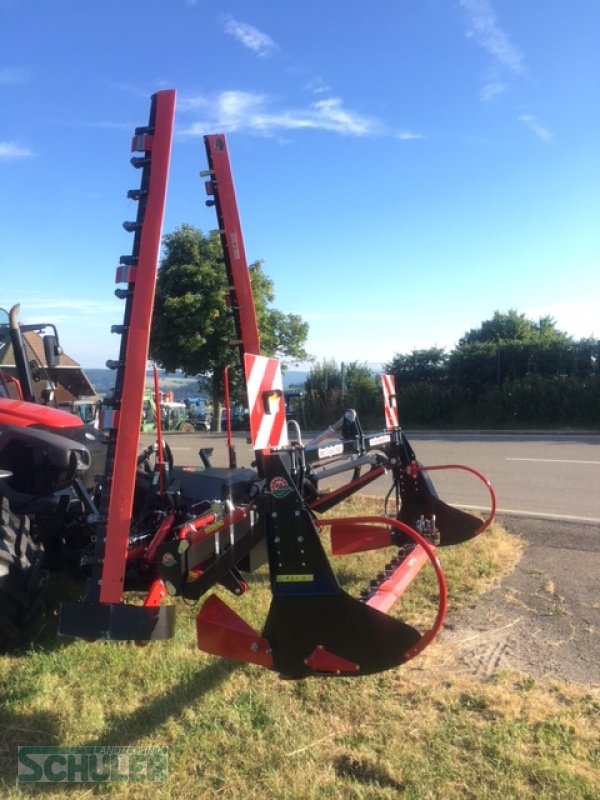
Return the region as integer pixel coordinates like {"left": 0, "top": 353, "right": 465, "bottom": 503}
{"left": 269, "top": 476, "right": 293, "bottom": 499}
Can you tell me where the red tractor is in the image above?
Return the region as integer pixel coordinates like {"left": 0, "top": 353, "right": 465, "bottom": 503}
{"left": 0, "top": 306, "right": 103, "bottom": 644}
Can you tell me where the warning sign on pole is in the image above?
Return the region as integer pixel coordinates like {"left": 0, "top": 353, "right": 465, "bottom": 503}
{"left": 381, "top": 374, "right": 399, "bottom": 429}
{"left": 244, "top": 354, "right": 289, "bottom": 450}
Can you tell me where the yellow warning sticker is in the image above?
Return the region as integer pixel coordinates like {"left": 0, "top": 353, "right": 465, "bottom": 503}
{"left": 275, "top": 574, "right": 314, "bottom": 583}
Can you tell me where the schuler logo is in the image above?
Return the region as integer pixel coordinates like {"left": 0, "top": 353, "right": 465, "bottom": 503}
{"left": 17, "top": 746, "right": 168, "bottom": 783}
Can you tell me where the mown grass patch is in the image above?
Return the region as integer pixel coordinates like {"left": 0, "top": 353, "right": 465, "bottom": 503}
{"left": 1, "top": 497, "right": 597, "bottom": 799}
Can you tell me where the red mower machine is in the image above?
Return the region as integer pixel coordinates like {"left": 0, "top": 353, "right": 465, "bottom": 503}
{"left": 1, "top": 90, "right": 496, "bottom": 678}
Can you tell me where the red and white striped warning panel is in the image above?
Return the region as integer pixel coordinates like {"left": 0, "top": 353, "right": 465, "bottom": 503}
{"left": 381, "top": 373, "right": 399, "bottom": 429}
{"left": 244, "top": 354, "right": 289, "bottom": 450}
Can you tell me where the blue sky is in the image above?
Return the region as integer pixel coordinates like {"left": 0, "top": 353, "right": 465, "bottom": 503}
{"left": 1, "top": 1, "right": 598, "bottom": 369}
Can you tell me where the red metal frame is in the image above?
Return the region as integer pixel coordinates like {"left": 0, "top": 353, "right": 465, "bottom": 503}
{"left": 203, "top": 134, "right": 261, "bottom": 358}
{"left": 304, "top": 646, "right": 360, "bottom": 675}
{"left": 315, "top": 515, "right": 448, "bottom": 662}
{"left": 152, "top": 364, "right": 167, "bottom": 494}
{"left": 196, "top": 594, "right": 273, "bottom": 668}
{"left": 0, "top": 371, "right": 24, "bottom": 401}
{"left": 99, "top": 89, "right": 176, "bottom": 604}
{"left": 366, "top": 546, "right": 430, "bottom": 614}
{"left": 180, "top": 507, "right": 249, "bottom": 548}
{"left": 406, "top": 462, "right": 497, "bottom": 535}
{"left": 143, "top": 579, "right": 168, "bottom": 608}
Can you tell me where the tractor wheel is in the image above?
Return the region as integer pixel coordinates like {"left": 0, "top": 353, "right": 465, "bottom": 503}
{"left": 178, "top": 421, "right": 195, "bottom": 433}
{"left": 0, "top": 497, "right": 47, "bottom": 650}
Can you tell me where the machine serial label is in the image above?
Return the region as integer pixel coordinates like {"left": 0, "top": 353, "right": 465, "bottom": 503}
{"left": 369, "top": 434, "right": 391, "bottom": 447}
{"left": 275, "top": 574, "right": 314, "bottom": 583}
{"left": 317, "top": 443, "right": 344, "bottom": 459}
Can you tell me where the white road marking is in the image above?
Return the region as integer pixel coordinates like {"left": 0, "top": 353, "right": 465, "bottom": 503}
{"left": 457, "top": 503, "right": 600, "bottom": 525}
{"left": 506, "top": 458, "right": 600, "bottom": 465}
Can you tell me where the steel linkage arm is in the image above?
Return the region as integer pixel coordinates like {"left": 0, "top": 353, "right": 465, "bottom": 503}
{"left": 294, "top": 413, "right": 495, "bottom": 546}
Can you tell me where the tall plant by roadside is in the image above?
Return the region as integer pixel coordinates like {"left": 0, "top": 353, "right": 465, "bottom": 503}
{"left": 303, "top": 360, "right": 380, "bottom": 428}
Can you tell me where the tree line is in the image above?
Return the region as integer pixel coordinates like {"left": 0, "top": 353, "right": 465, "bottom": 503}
{"left": 382, "top": 311, "right": 599, "bottom": 428}
{"left": 295, "top": 311, "right": 599, "bottom": 429}
{"left": 149, "top": 227, "right": 598, "bottom": 429}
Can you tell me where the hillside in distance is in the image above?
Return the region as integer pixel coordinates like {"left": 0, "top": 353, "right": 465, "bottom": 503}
{"left": 83, "top": 368, "right": 308, "bottom": 400}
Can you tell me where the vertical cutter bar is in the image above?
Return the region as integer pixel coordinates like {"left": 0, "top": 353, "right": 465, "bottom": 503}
{"left": 203, "top": 134, "right": 261, "bottom": 358}
{"left": 98, "top": 89, "right": 176, "bottom": 604}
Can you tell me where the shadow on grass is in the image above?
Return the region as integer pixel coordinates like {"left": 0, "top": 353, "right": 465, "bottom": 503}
{"left": 334, "top": 753, "right": 406, "bottom": 792}
{"left": 82, "top": 658, "right": 239, "bottom": 749}
{"left": 2, "top": 659, "right": 239, "bottom": 794}
{"left": 0, "top": 708, "right": 62, "bottom": 789}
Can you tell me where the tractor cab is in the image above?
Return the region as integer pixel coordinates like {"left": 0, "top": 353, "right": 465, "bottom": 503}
{"left": 162, "top": 401, "right": 191, "bottom": 431}
{"left": 141, "top": 394, "right": 200, "bottom": 432}
{"left": 0, "top": 305, "right": 60, "bottom": 406}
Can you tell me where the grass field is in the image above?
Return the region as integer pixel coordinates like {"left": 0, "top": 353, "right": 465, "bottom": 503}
{"left": 1, "top": 498, "right": 598, "bottom": 799}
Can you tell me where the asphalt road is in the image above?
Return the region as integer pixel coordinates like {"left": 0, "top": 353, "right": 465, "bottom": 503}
{"left": 395, "top": 433, "right": 600, "bottom": 524}
{"left": 144, "top": 431, "right": 600, "bottom": 524}
{"left": 443, "top": 516, "right": 600, "bottom": 686}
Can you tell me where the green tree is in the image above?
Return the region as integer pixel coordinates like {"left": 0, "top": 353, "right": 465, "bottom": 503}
{"left": 458, "top": 309, "right": 570, "bottom": 346}
{"left": 149, "top": 225, "right": 309, "bottom": 414}
{"left": 344, "top": 362, "right": 380, "bottom": 419}
{"left": 450, "top": 310, "right": 574, "bottom": 388}
{"left": 384, "top": 347, "right": 448, "bottom": 385}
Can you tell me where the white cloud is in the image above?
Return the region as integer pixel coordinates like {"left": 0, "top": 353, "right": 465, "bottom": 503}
{"left": 222, "top": 15, "right": 278, "bottom": 59}
{"left": 304, "top": 77, "right": 332, "bottom": 95}
{"left": 459, "top": 0, "right": 525, "bottom": 74}
{"left": 310, "top": 98, "right": 377, "bottom": 135}
{"left": 481, "top": 81, "right": 507, "bottom": 101}
{"left": 518, "top": 114, "right": 552, "bottom": 143}
{"left": 395, "top": 130, "right": 424, "bottom": 141}
{"left": 0, "top": 141, "right": 35, "bottom": 160}
{"left": 178, "top": 91, "right": 381, "bottom": 137}
{"left": 17, "top": 297, "right": 122, "bottom": 319}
